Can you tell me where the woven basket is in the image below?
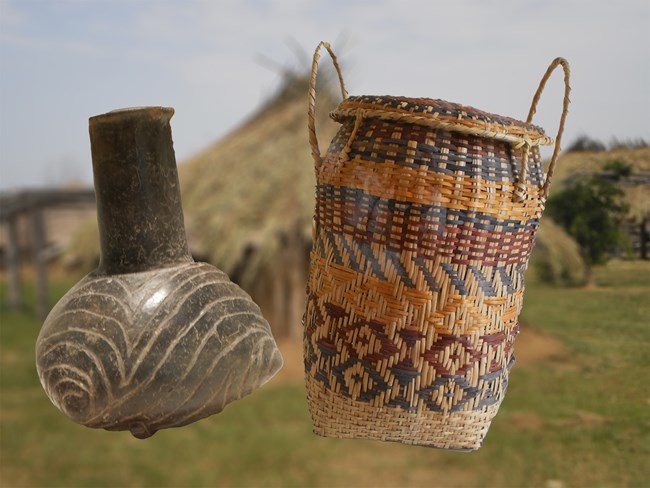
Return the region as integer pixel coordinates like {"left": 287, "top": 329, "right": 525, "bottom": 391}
{"left": 303, "top": 42, "right": 571, "bottom": 451}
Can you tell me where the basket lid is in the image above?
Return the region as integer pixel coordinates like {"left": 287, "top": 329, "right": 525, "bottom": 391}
{"left": 331, "top": 95, "right": 553, "bottom": 147}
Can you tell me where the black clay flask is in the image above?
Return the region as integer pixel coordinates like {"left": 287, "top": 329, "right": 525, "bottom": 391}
{"left": 35, "top": 107, "right": 283, "bottom": 438}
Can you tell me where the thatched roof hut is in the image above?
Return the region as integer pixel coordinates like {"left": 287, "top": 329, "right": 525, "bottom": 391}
{"left": 179, "top": 75, "right": 340, "bottom": 337}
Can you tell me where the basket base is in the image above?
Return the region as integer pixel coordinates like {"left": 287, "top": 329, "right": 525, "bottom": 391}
{"left": 306, "top": 378, "right": 501, "bottom": 451}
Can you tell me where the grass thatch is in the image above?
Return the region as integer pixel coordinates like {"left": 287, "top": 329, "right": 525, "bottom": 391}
{"left": 529, "top": 218, "right": 586, "bottom": 286}
{"left": 179, "top": 75, "right": 339, "bottom": 288}
{"left": 61, "top": 214, "right": 99, "bottom": 271}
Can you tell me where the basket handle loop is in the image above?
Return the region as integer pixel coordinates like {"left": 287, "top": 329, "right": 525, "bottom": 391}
{"left": 524, "top": 57, "right": 571, "bottom": 200}
{"left": 308, "top": 41, "right": 348, "bottom": 170}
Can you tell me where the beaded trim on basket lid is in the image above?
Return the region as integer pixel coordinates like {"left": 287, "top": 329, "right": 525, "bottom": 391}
{"left": 330, "top": 95, "right": 553, "bottom": 148}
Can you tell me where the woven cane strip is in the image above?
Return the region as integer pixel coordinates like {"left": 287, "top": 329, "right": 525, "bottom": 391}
{"left": 316, "top": 162, "right": 544, "bottom": 219}
{"left": 316, "top": 161, "right": 544, "bottom": 221}
{"left": 327, "top": 121, "right": 546, "bottom": 185}
{"left": 332, "top": 96, "right": 553, "bottom": 148}
{"left": 307, "top": 243, "right": 524, "bottom": 336}
{"left": 306, "top": 378, "right": 500, "bottom": 450}
{"left": 319, "top": 122, "right": 545, "bottom": 218}
{"left": 315, "top": 185, "right": 540, "bottom": 266}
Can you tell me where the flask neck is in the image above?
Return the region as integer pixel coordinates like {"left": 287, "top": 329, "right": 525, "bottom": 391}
{"left": 89, "top": 107, "right": 192, "bottom": 275}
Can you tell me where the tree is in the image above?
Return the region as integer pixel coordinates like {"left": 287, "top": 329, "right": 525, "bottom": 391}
{"left": 565, "top": 135, "right": 606, "bottom": 152}
{"left": 603, "top": 158, "right": 633, "bottom": 180}
{"left": 546, "top": 174, "right": 629, "bottom": 286}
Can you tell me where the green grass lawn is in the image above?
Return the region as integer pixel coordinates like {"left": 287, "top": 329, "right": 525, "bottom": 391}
{"left": 1, "top": 261, "right": 649, "bottom": 488}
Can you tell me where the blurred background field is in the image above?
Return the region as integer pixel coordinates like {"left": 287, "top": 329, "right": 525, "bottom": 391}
{"left": 2, "top": 2, "right": 650, "bottom": 485}
{"left": 1, "top": 260, "right": 649, "bottom": 487}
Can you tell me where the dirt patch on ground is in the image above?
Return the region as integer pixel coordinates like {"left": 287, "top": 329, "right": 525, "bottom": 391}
{"left": 0, "top": 350, "right": 24, "bottom": 367}
{"left": 552, "top": 411, "right": 609, "bottom": 428}
{"left": 508, "top": 412, "right": 546, "bottom": 430}
{"left": 328, "top": 440, "right": 476, "bottom": 488}
{"left": 515, "top": 324, "right": 569, "bottom": 367}
{"left": 507, "top": 410, "right": 610, "bottom": 432}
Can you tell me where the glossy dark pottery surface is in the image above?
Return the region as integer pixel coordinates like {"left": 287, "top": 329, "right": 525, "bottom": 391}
{"left": 35, "top": 107, "right": 283, "bottom": 438}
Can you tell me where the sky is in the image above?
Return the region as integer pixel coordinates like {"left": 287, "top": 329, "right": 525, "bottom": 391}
{"left": 0, "top": 0, "right": 648, "bottom": 191}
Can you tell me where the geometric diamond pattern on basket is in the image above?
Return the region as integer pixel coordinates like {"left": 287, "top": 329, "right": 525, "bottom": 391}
{"left": 305, "top": 292, "right": 519, "bottom": 415}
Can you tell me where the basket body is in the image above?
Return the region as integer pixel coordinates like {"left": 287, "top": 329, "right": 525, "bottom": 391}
{"left": 304, "top": 96, "right": 547, "bottom": 450}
